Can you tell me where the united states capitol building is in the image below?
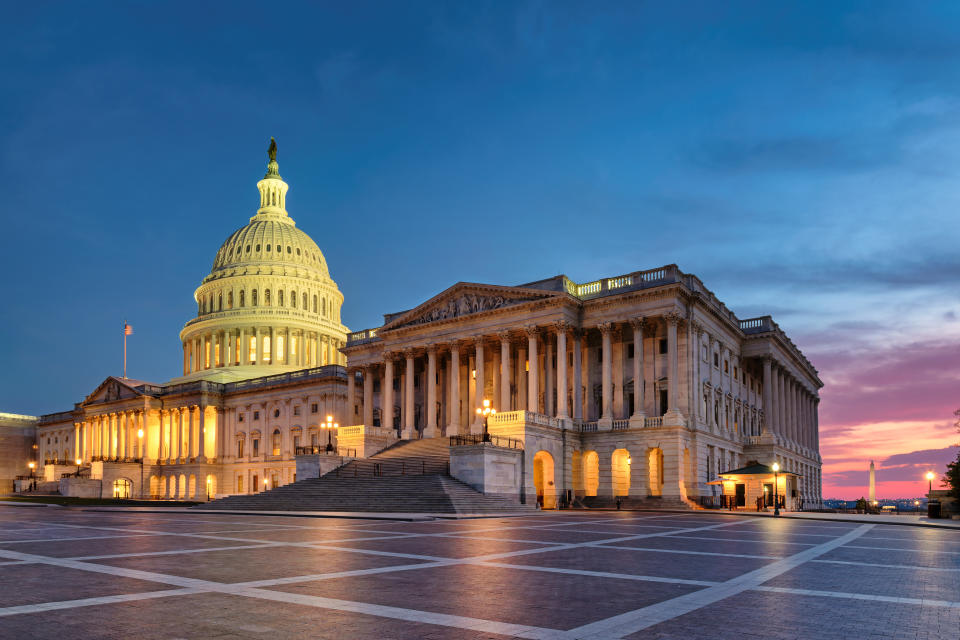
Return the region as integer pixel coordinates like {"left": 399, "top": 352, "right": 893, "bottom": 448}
{"left": 5, "top": 143, "right": 823, "bottom": 509}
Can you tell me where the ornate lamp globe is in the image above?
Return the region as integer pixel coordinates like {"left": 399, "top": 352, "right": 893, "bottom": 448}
{"left": 174, "top": 139, "right": 349, "bottom": 383}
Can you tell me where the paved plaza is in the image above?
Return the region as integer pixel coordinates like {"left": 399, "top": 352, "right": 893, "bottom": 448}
{"left": 0, "top": 506, "right": 957, "bottom": 639}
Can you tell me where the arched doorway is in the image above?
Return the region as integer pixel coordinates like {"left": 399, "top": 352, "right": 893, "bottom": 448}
{"left": 112, "top": 478, "right": 132, "bottom": 499}
{"left": 612, "top": 449, "right": 631, "bottom": 497}
{"left": 188, "top": 474, "right": 197, "bottom": 499}
{"left": 648, "top": 447, "right": 664, "bottom": 496}
{"left": 149, "top": 475, "right": 161, "bottom": 498}
{"left": 533, "top": 450, "right": 556, "bottom": 509}
{"left": 206, "top": 474, "right": 216, "bottom": 500}
{"left": 178, "top": 474, "right": 187, "bottom": 499}
{"left": 583, "top": 451, "right": 599, "bottom": 497}
{"left": 571, "top": 451, "right": 583, "bottom": 495}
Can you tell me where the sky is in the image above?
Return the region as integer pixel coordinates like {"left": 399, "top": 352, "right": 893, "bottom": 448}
{"left": 0, "top": 1, "right": 957, "bottom": 499}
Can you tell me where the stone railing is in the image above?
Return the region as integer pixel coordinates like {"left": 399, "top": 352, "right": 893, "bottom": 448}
{"left": 572, "top": 265, "right": 677, "bottom": 300}
{"left": 183, "top": 306, "right": 325, "bottom": 328}
{"left": 346, "top": 328, "right": 380, "bottom": 346}
{"left": 742, "top": 435, "right": 764, "bottom": 446}
{"left": 489, "top": 410, "right": 560, "bottom": 429}
{"left": 644, "top": 416, "right": 663, "bottom": 428}
{"left": 738, "top": 316, "right": 774, "bottom": 334}
{"left": 612, "top": 419, "right": 630, "bottom": 430}
{"left": 573, "top": 420, "right": 598, "bottom": 432}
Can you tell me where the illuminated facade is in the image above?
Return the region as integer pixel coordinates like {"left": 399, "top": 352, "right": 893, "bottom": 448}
{"left": 342, "top": 266, "right": 824, "bottom": 508}
{"left": 33, "top": 143, "right": 350, "bottom": 500}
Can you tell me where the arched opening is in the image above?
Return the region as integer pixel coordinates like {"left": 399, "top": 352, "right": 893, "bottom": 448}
{"left": 612, "top": 449, "right": 631, "bottom": 497}
{"left": 206, "top": 474, "right": 216, "bottom": 500}
{"left": 188, "top": 474, "right": 197, "bottom": 500}
{"left": 272, "top": 428, "right": 281, "bottom": 456}
{"left": 571, "top": 450, "right": 583, "bottom": 496}
{"left": 240, "top": 290, "right": 245, "bottom": 307}
{"left": 582, "top": 450, "right": 599, "bottom": 497}
{"left": 165, "top": 475, "right": 174, "bottom": 498}
{"left": 648, "top": 447, "right": 664, "bottom": 496}
{"left": 533, "top": 451, "right": 556, "bottom": 509}
{"left": 291, "top": 290, "right": 297, "bottom": 308}
{"left": 178, "top": 474, "right": 187, "bottom": 499}
{"left": 112, "top": 478, "right": 132, "bottom": 499}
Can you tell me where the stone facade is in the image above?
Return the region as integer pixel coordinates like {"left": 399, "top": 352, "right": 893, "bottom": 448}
{"left": 343, "top": 265, "right": 823, "bottom": 509}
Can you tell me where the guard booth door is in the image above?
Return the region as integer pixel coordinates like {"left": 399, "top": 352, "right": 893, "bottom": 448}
{"left": 735, "top": 483, "right": 746, "bottom": 507}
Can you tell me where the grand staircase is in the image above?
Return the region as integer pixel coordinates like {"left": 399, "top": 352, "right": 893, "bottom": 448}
{"left": 197, "top": 437, "right": 533, "bottom": 514}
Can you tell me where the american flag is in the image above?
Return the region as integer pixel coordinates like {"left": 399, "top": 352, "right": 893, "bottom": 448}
{"left": 124, "top": 323, "right": 133, "bottom": 335}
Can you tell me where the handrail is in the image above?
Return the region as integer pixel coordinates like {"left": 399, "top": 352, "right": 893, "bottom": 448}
{"left": 332, "top": 458, "right": 449, "bottom": 478}
{"left": 449, "top": 434, "right": 524, "bottom": 450}
{"left": 295, "top": 445, "right": 356, "bottom": 457}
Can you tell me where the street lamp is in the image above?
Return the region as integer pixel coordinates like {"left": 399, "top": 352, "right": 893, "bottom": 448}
{"left": 137, "top": 428, "right": 145, "bottom": 500}
{"left": 925, "top": 470, "right": 935, "bottom": 497}
{"left": 914, "top": 499, "right": 920, "bottom": 513}
{"left": 772, "top": 462, "right": 780, "bottom": 517}
{"left": 475, "top": 399, "right": 496, "bottom": 442}
{"left": 263, "top": 477, "right": 270, "bottom": 492}
{"left": 322, "top": 415, "right": 339, "bottom": 452}
{"left": 75, "top": 457, "right": 82, "bottom": 477}
{"left": 27, "top": 461, "right": 35, "bottom": 491}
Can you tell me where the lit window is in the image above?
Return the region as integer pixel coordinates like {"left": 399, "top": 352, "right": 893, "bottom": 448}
{"left": 263, "top": 336, "right": 271, "bottom": 363}
{"left": 277, "top": 335, "right": 284, "bottom": 359}
{"left": 248, "top": 336, "right": 256, "bottom": 363}
{"left": 252, "top": 439, "right": 259, "bottom": 457}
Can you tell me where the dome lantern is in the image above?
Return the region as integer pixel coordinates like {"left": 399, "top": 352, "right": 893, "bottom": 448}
{"left": 253, "top": 137, "right": 292, "bottom": 225}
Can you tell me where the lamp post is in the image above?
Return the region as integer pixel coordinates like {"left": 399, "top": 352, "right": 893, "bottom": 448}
{"left": 75, "top": 457, "right": 82, "bottom": 477}
{"left": 914, "top": 499, "right": 920, "bottom": 513}
{"left": 137, "top": 428, "right": 145, "bottom": 500}
{"left": 926, "top": 470, "right": 935, "bottom": 497}
{"left": 27, "top": 461, "right": 35, "bottom": 492}
{"left": 772, "top": 461, "right": 780, "bottom": 517}
{"left": 475, "top": 399, "right": 496, "bottom": 442}
{"left": 322, "top": 415, "right": 339, "bottom": 452}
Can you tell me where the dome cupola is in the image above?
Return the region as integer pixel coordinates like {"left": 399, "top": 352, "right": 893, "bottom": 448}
{"left": 175, "top": 139, "right": 349, "bottom": 383}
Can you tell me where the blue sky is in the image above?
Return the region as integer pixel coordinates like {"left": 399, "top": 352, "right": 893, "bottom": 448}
{"left": 1, "top": 2, "right": 958, "bottom": 496}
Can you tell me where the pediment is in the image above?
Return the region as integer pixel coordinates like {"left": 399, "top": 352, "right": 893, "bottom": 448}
{"left": 382, "top": 283, "right": 563, "bottom": 331}
{"left": 82, "top": 377, "right": 146, "bottom": 406}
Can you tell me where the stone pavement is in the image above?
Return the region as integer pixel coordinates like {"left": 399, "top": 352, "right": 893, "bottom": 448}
{"left": 0, "top": 504, "right": 957, "bottom": 639}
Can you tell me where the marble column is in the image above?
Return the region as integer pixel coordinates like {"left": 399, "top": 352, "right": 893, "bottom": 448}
{"left": 498, "top": 333, "right": 511, "bottom": 412}
{"left": 545, "top": 336, "right": 554, "bottom": 417}
{"left": 425, "top": 346, "right": 438, "bottom": 438}
{"left": 572, "top": 329, "right": 583, "bottom": 421}
{"left": 555, "top": 322, "right": 569, "bottom": 419}
{"left": 449, "top": 345, "right": 461, "bottom": 435}
{"left": 197, "top": 406, "right": 206, "bottom": 461}
{"left": 630, "top": 318, "right": 645, "bottom": 424}
{"left": 473, "top": 337, "right": 485, "bottom": 434}
{"left": 347, "top": 368, "right": 356, "bottom": 426}
{"left": 526, "top": 327, "right": 539, "bottom": 413}
{"left": 358, "top": 366, "right": 372, "bottom": 428}
{"left": 665, "top": 313, "right": 682, "bottom": 421}
{"left": 599, "top": 322, "right": 613, "bottom": 426}
{"left": 383, "top": 355, "right": 395, "bottom": 432}
{"left": 403, "top": 351, "right": 415, "bottom": 438}
{"left": 516, "top": 344, "right": 527, "bottom": 411}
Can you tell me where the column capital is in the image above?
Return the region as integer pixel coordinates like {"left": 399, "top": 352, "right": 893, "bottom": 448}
{"left": 554, "top": 320, "right": 571, "bottom": 334}
{"left": 496, "top": 330, "right": 512, "bottom": 342}
{"left": 524, "top": 325, "right": 540, "bottom": 338}
{"left": 425, "top": 343, "right": 438, "bottom": 354}
{"left": 597, "top": 321, "right": 613, "bottom": 334}
{"left": 402, "top": 347, "right": 417, "bottom": 359}
{"left": 473, "top": 334, "right": 486, "bottom": 346}
{"left": 664, "top": 311, "right": 682, "bottom": 326}
{"left": 629, "top": 316, "right": 646, "bottom": 330}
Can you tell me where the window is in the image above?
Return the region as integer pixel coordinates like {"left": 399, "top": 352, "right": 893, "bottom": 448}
{"left": 323, "top": 298, "right": 327, "bottom": 316}
{"left": 277, "top": 335, "right": 284, "bottom": 360}
{"left": 311, "top": 403, "right": 318, "bottom": 414}
{"left": 303, "top": 293, "right": 307, "bottom": 309}
{"left": 246, "top": 245, "right": 251, "bottom": 253}
{"left": 237, "top": 475, "right": 244, "bottom": 494}
{"left": 263, "top": 336, "right": 271, "bottom": 363}
{"left": 293, "top": 406, "right": 300, "bottom": 416}
{"left": 248, "top": 336, "right": 256, "bottom": 363}
{"left": 272, "top": 429, "right": 281, "bottom": 456}
{"left": 627, "top": 344, "right": 634, "bottom": 359}
{"left": 313, "top": 295, "right": 318, "bottom": 313}
{"left": 252, "top": 289, "right": 258, "bottom": 306}
{"left": 252, "top": 474, "right": 258, "bottom": 492}
{"left": 287, "top": 246, "right": 292, "bottom": 254}
{"left": 293, "top": 435, "right": 300, "bottom": 450}
{"left": 238, "top": 413, "right": 245, "bottom": 422}
{"left": 291, "top": 291, "right": 296, "bottom": 308}
{"left": 659, "top": 339, "right": 667, "bottom": 355}
{"left": 256, "top": 244, "right": 261, "bottom": 251}
{"left": 228, "top": 291, "right": 233, "bottom": 309}
{"left": 265, "top": 289, "right": 271, "bottom": 306}
{"left": 733, "top": 366, "right": 739, "bottom": 378}
{"left": 239, "top": 290, "right": 245, "bottom": 307}
{"left": 273, "top": 409, "right": 280, "bottom": 418}
{"left": 713, "top": 353, "right": 719, "bottom": 367}
{"left": 218, "top": 292, "right": 223, "bottom": 311}
{"left": 253, "top": 410, "right": 260, "bottom": 420}
{"left": 237, "top": 439, "right": 244, "bottom": 457}
{"left": 724, "top": 360, "right": 729, "bottom": 373}
{"left": 278, "top": 289, "right": 284, "bottom": 306}
{"left": 112, "top": 478, "right": 132, "bottom": 499}
{"left": 266, "top": 243, "right": 271, "bottom": 252}
{"left": 252, "top": 439, "right": 259, "bottom": 457}
{"left": 276, "top": 245, "right": 281, "bottom": 253}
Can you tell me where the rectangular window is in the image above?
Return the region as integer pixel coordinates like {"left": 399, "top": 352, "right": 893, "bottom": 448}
{"left": 253, "top": 411, "right": 260, "bottom": 420}
{"left": 293, "top": 406, "right": 301, "bottom": 416}
{"left": 263, "top": 336, "right": 271, "bottom": 363}
{"left": 237, "top": 439, "right": 244, "bottom": 457}
{"left": 252, "top": 474, "right": 258, "bottom": 493}
{"left": 252, "top": 439, "right": 259, "bottom": 457}
{"left": 724, "top": 360, "right": 729, "bottom": 373}
{"left": 659, "top": 339, "right": 667, "bottom": 355}
{"left": 293, "top": 435, "right": 300, "bottom": 450}
{"left": 237, "top": 475, "right": 243, "bottom": 494}
{"left": 311, "top": 403, "right": 318, "bottom": 414}
{"left": 205, "top": 340, "right": 211, "bottom": 368}
{"left": 627, "top": 344, "right": 634, "bottom": 359}
{"left": 238, "top": 413, "right": 244, "bottom": 422}
{"left": 713, "top": 353, "right": 719, "bottom": 367}
{"left": 248, "top": 337, "right": 256, "bottom": 363}
{"left": 733, "top": 366, "right": 738, "bottom": 378}
{"left": 277, "top": 335, "right": 285, "bottom": 361}
{"left": 214, "top": 343, "right": 220, "bottom": 367}
{"left": 290, "top": 336, "right": 297, "bottom": 357}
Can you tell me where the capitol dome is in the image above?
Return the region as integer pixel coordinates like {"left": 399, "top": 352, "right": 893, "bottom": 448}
{"left": 175, "top": 139, "right": 349, "bottom": 383}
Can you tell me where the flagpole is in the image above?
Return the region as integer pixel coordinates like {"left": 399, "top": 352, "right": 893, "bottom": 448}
{"left": 123, "top": 320, "right": 127, "bottom": 379}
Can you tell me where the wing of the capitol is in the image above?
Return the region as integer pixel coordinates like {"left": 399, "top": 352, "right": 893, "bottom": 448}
{"left": 2, "top": 143, "right": 822, "bottom": 510}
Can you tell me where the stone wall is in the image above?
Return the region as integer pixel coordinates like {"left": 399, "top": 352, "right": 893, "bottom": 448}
{"left": 449, "top": 443, "right": 523, "bottom": 503}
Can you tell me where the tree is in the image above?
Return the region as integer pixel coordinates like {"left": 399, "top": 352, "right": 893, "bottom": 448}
{"left": 945, "top": 449, "right": 960, "bottom": 502}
